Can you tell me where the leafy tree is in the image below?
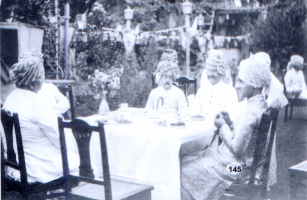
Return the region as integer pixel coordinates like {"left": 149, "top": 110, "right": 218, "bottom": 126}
{"left": 251, "top": 0, "right": 307, "bottom": 72}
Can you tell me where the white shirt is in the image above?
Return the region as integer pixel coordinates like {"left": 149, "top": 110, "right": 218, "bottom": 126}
{"left": 285, "top": 68, "right": 307, "bottom": 93}
{"left": 145, "top": 86, "right": 188, "bottom": 112}
{"left": 2, "top": 88, "right": 79, "bottom": 183}
{"left": 37, "top": 83, "right": 70, "bottom": 117}
{"left": 192, "top": 81, "right": 239, "bottom": 123}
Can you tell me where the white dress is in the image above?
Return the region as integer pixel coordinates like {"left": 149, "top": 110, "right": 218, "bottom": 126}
{"left": 2, "top": 88, "right": 79, "bottom": 183}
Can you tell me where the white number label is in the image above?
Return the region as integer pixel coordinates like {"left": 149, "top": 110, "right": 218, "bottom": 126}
{"left": 227, "top": 163, "right": 242, "bottom": 176}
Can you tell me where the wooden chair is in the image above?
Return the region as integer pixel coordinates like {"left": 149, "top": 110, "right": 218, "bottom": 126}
{"left": 57, "top": 85, "right": 76, "bottom": 120}
{"left": 151, "top": 73, "right": 157, "bottom": 89}
{"left": 174, "top": 77, "right": 197, "bottom": 97}
{"left": 58, "top": 118, "right": 154, "bottom": 200}
{"left": 281, "top": 69, "right": 307, "bottom": 122}
{"left": 222, "top": 108, "right": 279, "bottom": 200}
{"left": 151, "top": 73, "right": 197, "bottom": 106}
{"left": 1, "top": 110, "right": 70, "bottom": 200}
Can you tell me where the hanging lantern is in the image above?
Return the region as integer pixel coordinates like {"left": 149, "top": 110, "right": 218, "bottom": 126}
{"left": 182, "top": 0, "right": 192, "bottom": 15}
{"left": 124, "top": 6, "right": 134, "bottom": 20}
{"left": 197, "top": 14, "right": 205, "bottom": 27}
{"left": 226, "top": 14, "right": 229, "bottom": 20}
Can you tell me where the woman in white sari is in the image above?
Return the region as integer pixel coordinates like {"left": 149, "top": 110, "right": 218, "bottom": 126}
{"left": 181, "top": 53, "right": 274, "bottom": 200}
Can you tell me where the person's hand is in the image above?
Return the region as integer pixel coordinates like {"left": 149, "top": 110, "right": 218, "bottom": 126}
{"left": 221, "top": 112, "right": 232, "bottom": 126}
{"left": 214, "top": 114, "right": 226, "bottom": 128}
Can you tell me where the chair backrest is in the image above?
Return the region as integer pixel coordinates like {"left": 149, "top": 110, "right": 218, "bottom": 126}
{"left": 57, "top": 85, "right": 76, "bottom": 119}
{"left": 281, "top": 69, "right": 287, "bottom": 96}
{"left": 151, "top": 73, "right": 157, "bottom": 89}
{"left": 58, "top": 118, "right": 112, "bottom": 200}
{"left": 1, "top": 110, "right": 28, "bottom": 187}
{"left": 174, "top": 77, "right": 197, "bottom": 97}
{"left": 248, "top": 108, "right": 279, "bottom": 194}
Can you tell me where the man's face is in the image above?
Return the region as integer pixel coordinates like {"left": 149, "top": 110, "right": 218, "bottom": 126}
{"left": 235, "top": 78, "right": 254, "bottom": 101}
{"left": 161, "top": 71, "right": 173, "bottom": 90}
{"left": 206, "top": 68, "right": 223, "bottom": 85}
{"left": 293, "top": 64, "right": 302, "bottom": 71}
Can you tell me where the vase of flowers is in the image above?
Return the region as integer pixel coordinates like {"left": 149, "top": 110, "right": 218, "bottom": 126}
{"left": 88, "top": 68, "right": 122, "bottom": 116}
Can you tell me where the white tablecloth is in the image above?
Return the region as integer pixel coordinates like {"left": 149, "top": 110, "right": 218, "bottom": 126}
{"left": 65, "top": 108, "right": 216, "bottom": 200}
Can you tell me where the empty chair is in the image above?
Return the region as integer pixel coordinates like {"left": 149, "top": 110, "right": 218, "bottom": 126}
{"left": 58, "top": 118, "right": 154, "bottom": 200}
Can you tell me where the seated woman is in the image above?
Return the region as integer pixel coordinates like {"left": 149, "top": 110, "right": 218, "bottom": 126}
{"left": 2, "top": 51, "right": 79, "bottom": 183}
{"left": 181, "top": 54, "right": 272, "bottom": 200}
{"left": 284, "top": 55, "right": 307, "bottom": 99}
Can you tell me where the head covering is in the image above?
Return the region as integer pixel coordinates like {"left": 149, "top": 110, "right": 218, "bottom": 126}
{"left": 10, "top": 50, "right": 45, "bottom": 87}
{"left": 154, "top": 49, "right": 180, "bottom": 83}
{"left": 205, "top": 49, "right": 229, "bottom": 76}
{"left": 239, "top": 52, "right": 288, "bottom": 108}
{"left": 205, "top": 49, "right": 231, "bottom": 84}
{"left": 238, "top": 55, "right": 271, "bottom": 88}
{"left": 287, "top": 55, "right": 304, "bottom": 71}
{"left": 252, "top": 52, "right": 271, "bottom": 67}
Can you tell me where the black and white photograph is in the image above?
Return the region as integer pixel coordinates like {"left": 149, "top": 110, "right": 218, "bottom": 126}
{"left": 1, "top": 0, "right": 307, "bottom": 199}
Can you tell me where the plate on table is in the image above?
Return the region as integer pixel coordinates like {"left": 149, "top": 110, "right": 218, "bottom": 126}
{"left": 153, "top": 120, "right": 168, "bottom": 127}
{"left": 190, "top": 115, "right": 206, "bottom": 121}
{"left": 117, "top": 118, "right": 133, "bottom": 125}
{"left": 170, "top": 122, "right": 187, "bottom": 128}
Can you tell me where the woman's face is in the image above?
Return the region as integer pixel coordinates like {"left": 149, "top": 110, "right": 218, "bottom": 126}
{"left": 235, "top": 78, "right": 254, "bottom": 101}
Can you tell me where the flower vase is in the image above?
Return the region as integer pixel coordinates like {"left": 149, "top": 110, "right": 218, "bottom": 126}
{"left": 98, "top": 90, "right": 110, "bottom": 116}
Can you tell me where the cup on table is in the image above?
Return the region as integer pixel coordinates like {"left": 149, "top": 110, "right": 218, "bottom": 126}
{"left": 119, "top": 103, "right": 129, "bottom": 111}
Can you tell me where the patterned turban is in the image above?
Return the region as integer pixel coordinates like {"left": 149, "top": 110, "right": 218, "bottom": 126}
{"left": 154, "top": 49, "right": 180, "bottom": 83}
{"left": 238, "top": 55, "right": 271, "bottom": 88}
{"left": 10, "top": 50, "right": 45, "bottom": 87}
{"left": 205, "top": 49, "right": 229, "bottom": 76}
{"left": 287, "top": 55, "right": 304, "bottom": 71}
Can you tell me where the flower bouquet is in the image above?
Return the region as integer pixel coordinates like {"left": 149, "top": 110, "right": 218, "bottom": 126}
{"left": 88, "top": 67, "right": 122, "bottom": 115}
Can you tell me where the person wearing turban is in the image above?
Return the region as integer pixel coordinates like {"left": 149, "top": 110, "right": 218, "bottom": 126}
{"left": 191, "top": 49, "right": 239, "bottom": 124}
{"left": 145, "top": 49, "right": 187, "bottom": 112}
{"left": 284, "top": 55, "right": 307, "bottom": 99}
{"left": 181, "top": 53, "right": 273, "bottom": 200}
{"left": 2, "top": 51, "right": 79, "bottom": 183}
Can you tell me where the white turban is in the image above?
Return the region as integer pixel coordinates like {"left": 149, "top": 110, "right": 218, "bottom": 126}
{"left": 287, "top": 55, "right": 304, "bottom": 71}
{"left": 238, "top": 55, "right": 271, "bottom": 88}
{"left": 205, "top": 49, "right": 231, "bottom": 84}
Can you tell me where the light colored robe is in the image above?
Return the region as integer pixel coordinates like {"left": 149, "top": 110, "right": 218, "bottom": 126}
{"left": 284, "top": 68, "right": 307, "bottom": 99}
{"left": 2, "top": 88, "right": 79, "bottom": 183}
{"left": 181, "top": 94, "right": 268, "bottom": 200}
{"left": 191, "top": 81, "right": 239, "bottom": 123}
{"left": 145, "top": 86, "right": 188, "bottom": 112}
{"left": 37, "top": 83, "right": 70, "bottom": 117}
